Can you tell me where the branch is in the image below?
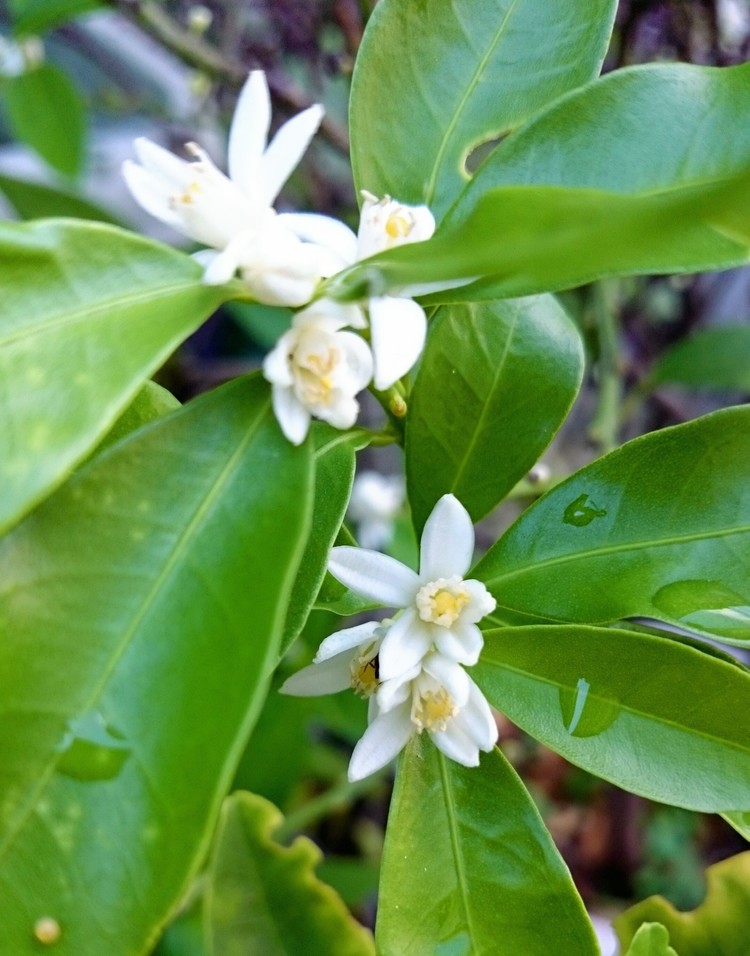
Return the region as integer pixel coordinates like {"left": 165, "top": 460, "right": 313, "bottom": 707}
{"left": 105, "top": 0, "right": 350, "bottom": 153}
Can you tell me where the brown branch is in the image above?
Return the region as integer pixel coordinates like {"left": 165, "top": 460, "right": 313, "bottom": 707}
{"left": 104, "top": 0, "right": 350, "bottom": 153}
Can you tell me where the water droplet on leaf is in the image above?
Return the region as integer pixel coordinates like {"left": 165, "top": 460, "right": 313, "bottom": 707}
{"left": 563, "top": 493, "right": 607, "bottom": 527}
{"left": 559, "top": 678, "right": 619, "bottom": 738}
{"left": 55, "top": 712, "right": 130, "bottom": 782}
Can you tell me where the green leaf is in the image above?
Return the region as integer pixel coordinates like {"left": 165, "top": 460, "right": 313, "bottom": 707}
{"left": 205, "top": 792, "right": 375, "bottom": 956}
{"left": 0, "top": 219, "right": 225, "bottom": 535}
{"left": 473, "top": 406, "right": 750, "bottom": 644}
{"left": 3, "top": 64, "right": 87, "bottom": 176}
{"left": 452, "top": 61, "right": 750, "bottom": 218}
{"left": 0, "top": 173, "right": 120, "bottom": 224}
{"left": 10, "top": 0, "right": 103, "bottom": 35}
{"left": 0, "top": 376, "right": 314, "bottom": 955}
{"left": 723, "top": 810, "right": 750, "bottom": 842}
{"left": 282, "top": 428, "right": 356, "bottom": 652}
{"left": 649, "top": 327, "right": 750, "bottom": 392}
{"left": 93, "top": 380, "right": 181, "bottom": 456}
{"left": 376, "top": 739, "right": 598, "bottom": 956}
{"left": 615, "top": 852, "right": 750, "bottom": 956}
{"left": 405, "top": 295, "right": 583, "bottom": 530}
{"left": 350, "top": 0, "right": 617, "bottom": 217}
{"left": 326, "top": 176, "right": 750, "bottom": 305}
{"left": 475, "top": 625, "right": 750, "bottom": 812}
{"left": 624, "top": 923, "right": 678, "bottom": 956}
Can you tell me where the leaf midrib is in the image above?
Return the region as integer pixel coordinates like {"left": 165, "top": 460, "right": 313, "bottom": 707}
{"left": 0, "top": 401, "right": 267, "bottom": 865}
{"left": 480, "top": 656, "right": 750, "bottom": 763}
{"left": 0, "top": 278, "right": 206, "bottom": 350}
{"left": 481, "top": 521, "right": 750, "bottom": 588}
{"left": 438, "top": 751, "right": 479, "bottom": 946}
{"left": 423, "top": 0, "right": 520, "bottom": 207}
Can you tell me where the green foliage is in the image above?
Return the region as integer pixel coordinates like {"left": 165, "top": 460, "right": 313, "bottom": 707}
{"left": 405, "top": 294, "right": 583, "bottom": 530}
{"left": 0, "top": 377, "right": 313, "bottom": 954}
{"left": 0, "top": 219, "right": 225, "bottom": 536}
{"left": 475, "top": 625, "right": 750, "bottom": 811}
{"left": 9, "top": 0, "right": 103, "bottom": 35}
{"left": 649, "top": 327, "right": 750, "bottom": 392}
{"left": 328, "top": 176, "right": 750, "bottom": 304}
{"left": 0, "top": 173, "right": 120, "bottom": 224}
{"left": 205, "top": 792, "right": 375, "bottom": 956}
{"left": 474, "top": 407, "right": 750, "bottom": 644}
{"left": 624, "top": 923, "right": 679, "bottom": 956}
{"left": 350, "top": 0, "right": 617, "bottom": 217}
{"left": 616, "top": 853, "right": 750, "bottom": 955}
{"left": 376, "top": 740, "right": 598, "bottom": 955}
{"left": 3, "top": 64, "right": 87, "bottom": 177}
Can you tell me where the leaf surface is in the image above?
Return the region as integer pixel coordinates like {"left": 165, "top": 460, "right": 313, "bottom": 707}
{"left": 0, "top": 376, "right": 313, "bottom": 955}
{"left": 406, "top": 295, "right": 583, "bottom": 529}
{"left": 0, "top": 219, "right": 225, "bottom": 533}
{"left": 376, "top": 740, "right": 598, "bottom": 955}
{"left": 476, "top": 625, "right": 750, "bottom": 811}
{"left": 473, "top": 407, "right": 750, "bottom": 644}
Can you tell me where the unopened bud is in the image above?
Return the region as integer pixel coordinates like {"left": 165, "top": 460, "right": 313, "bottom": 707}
{"left": 187, "top": 5, "right": 213, "bottom": 34}
{"left": 389, "top": 395, "right": 407, "bottom": 417}
{"left": 33, "top": 917, "right": 61, "bottom": 945}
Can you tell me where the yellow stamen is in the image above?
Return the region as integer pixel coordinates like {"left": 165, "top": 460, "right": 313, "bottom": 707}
{"left": 412, "top": 687, "right": 457, "bottom": 732}
{"left": 385, "top": 212, "right": 412, "bottom": 239}
{"left": 350, "top": 645, "right": 380, "bottom": 697}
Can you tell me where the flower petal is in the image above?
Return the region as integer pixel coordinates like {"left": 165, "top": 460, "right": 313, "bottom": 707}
{"left": 328, "top": 546, "right": 419, "bottom": 606}
{"left": 421, "top": 652, "right": 470, "bottom": 708}
{"left": 133, "top": 137, "right": 193, "bottom": 187}
{"left": 336, "top": 330, "right": 375, "bottom": 392}
{"left": 458, "top": 680, "right": 499, "bottom": 751}
{"left": 202, "top": 238, "right": 246, "bottom": 285}
{"left": 228, "top": 71, "right": 271, "bottom": 197}
{"left": 270, "top": 385, "right": 310, "bottom": 445}
{"left": 369, "top": 296, "right": 426, "bottom": 390}
{"left": 376, "top": 663, "right": 421, "bottom": 712}
{"left": 378, "top": 608, "right": 432, "bottom": 681}
{"left": 279, "top": 654, "right": 352, "bottom": 696}
{"left": 314, "top": 621, "right": 379, "bottom": 662}
{"left": 121, "top": 160, "right": 185, "bottom": 231}
{"left": 262, "top": 331, "right": 294, "bottom": 387}
{"left": 260, "top": 103, "right": 324, "bottom": 206}
{"left": 278, "top": 212, "right": 358, "bottom": 265}
{"left": 462, "top": 578, "right": 497, "bottom": 623}
{"left": 433, "top": 621, "right": 483, "bottom": 666}
{"left": 431, "top": 723, "right": 481, "bottom": 767}
{"left": 348, "top": 703, "right": 414, "bottom": 781}
{"left": 419, "top": 493, "right": 474, "bottom": 580}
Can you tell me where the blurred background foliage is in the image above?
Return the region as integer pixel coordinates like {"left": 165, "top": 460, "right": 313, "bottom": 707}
{"left": 1, "top": 0, "right": 748, "bottom": 951}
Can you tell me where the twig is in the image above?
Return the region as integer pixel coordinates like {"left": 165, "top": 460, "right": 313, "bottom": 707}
{"left": 104, "top": 0, "right": 350, "bottom": 153}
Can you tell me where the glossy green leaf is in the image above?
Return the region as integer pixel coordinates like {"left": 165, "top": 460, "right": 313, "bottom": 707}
{"left": 0, "top": 173, "right": 120, "bottom": 224}
{"left": 406, "top": 295, "right": 583, "bottom": 530}
{"left": 615, "top": 853, "right": 750, "bottom": 956}
{"left": 473, "top": 406, "right": 750, "bottom": 644}
{"left": 93, "top": 381, "right": 181, "bottom": 456}
{"left": 376, "top": 739, "right": 598, "bottom": 956}
{"left": 350, "top": 0, "right": 617, "bottom": 217}
{"left": 282, "top": 428, "right": 356, "bottom": 652}
{"left": 451, "top": 61, "right": 750, "bottom": 219}
{"left": 475, "top": 625, "right": 750, "bottom": 812}
{"left": 624, "top": 923, "right": 678, "bottom": 956}
{"left": 10, "top": 0, "right": 102, "bottom": 34}
{"left": 3, "top": 65, "right": 86, "bottom": 176}
{"left": 0, "top": 376, "right": 313, "bottom": 955}
{"left": 723, "top": 810, "right": 750, "bottom": 842}
{"left": 205, "top": 792, "right": 374, "bottom": 956}
{"left": 0, "top": 219, "right": 225, "bottom": 535}
{"left": 327, "top": 176, "right": 750, "bottom": 305}
{"left": 649, "top": 327, "right": 750, "bottom": 392}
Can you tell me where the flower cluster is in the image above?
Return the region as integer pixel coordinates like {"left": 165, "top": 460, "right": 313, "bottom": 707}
{"left": 281, "top": 494, "right": 499, "bottom": 781}
{"left": 123, "top": 71, "right": 436, "bottom": 444}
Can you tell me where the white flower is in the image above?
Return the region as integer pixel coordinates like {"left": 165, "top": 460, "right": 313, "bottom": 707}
{"left": 279, "top": 623, "right": 498, "bottom": 782}
{"left": 356, "top": 191, "right": 436, "bottom": 260}
{"left": 282, "top": 191, "right": 436, "bottom": 389}
{"left": 262, "top": 298, "right": 372, "bottom": 444}
{"left": 347, "top": 470, "right": 404, "bottom": 550}
{"left": 280, "top": 620, "right": 387, "bottom": 700}
{"left": 348, "top": 652, "right": 498, "bottom": 781}
{"left": 328, "top": 494, "right": 496, "bottom": 681}
{"left": 122, "top": 71, "right": 346, "bottom": 306}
